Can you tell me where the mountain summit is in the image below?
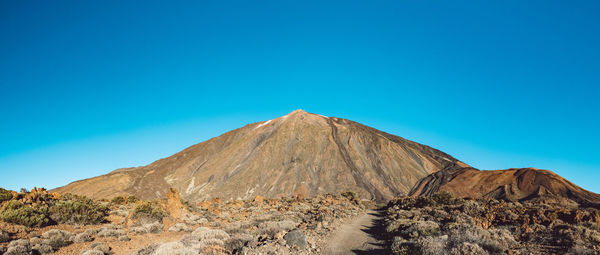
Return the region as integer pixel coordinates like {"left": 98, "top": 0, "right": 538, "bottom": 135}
{"left": 54, "top": 110, "right": 464, "bottom": 202}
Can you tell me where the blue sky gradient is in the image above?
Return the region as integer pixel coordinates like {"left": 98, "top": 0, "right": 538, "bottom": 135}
{"left": 1, "top": 1, "right": 599, "bottom": 193}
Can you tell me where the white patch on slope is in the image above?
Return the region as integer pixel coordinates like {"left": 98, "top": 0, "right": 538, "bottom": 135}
{"left": 186, "top": 177, "right": 196, "bottom": 194}
{"left": 228, "top": 163, "right": 242, "bottom": 177}
{"left": 164, "top": 175, "right": 177, "bottom": 185}
{"left": 254, "top": 119, "right": 272, "bottom": 129}
{"left": 244, "top": 187, "right": 256, "bottom": 199}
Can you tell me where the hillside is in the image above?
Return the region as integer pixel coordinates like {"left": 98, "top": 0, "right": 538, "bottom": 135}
{"left": 409, "top": 164, "right": 600, "bottom": 207}
{"left": 54, "top": 110, "right": 464, "bottom": 202}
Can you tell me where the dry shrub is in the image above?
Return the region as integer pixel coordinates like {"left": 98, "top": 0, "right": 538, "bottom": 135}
{"left": 111, "top": 196, "right": 126, "bottom": 205}
{"left": 133, "top": 201, "right": 165, "bottom": 221}
{"left": 49, "top": 195, "right": 108, "bottom": 225}
{"left": 0, "top": 188, "right": 12, "bottom": 203}
{"left": 224, "top": 233, "right": 253, "bottom": 253}
{"left": 0, "top": 200, "right": 49, "bottom": 227}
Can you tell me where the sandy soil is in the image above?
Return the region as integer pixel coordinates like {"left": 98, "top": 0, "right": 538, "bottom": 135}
{"left": 323, "top": 209, "right": 386, "bottom": 255}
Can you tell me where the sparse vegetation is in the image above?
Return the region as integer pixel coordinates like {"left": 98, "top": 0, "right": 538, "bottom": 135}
{"left": 133, "top": 201, "right": 165, "bottom": 220}
{"left": 127, "top": 195, "right": 139, "bottom": 203}
{"left": 384, "top": 192, "right": 600, "bottom": 254}
{"left": 110, "top": 196, "right": 126, "bottom": 205}
{"left": 431, "top": 191, "right": 463, "bottom": 205}
{"left": 0, "top": 188, "right": 109, "bottom": 228}
{"left": 49, "top": 194, "right": 109, "bottom": 225}
{"left": 0, "top": 200, "right": 50, "bottom": 227}
{"left": 341, "top": 191, "right": 360, "bottom": 204}
{"left": 0, "top": 188, "right": 12, "bottom": 202}
{"left": 1, "top": 186, "right": 365, "bottom": 255}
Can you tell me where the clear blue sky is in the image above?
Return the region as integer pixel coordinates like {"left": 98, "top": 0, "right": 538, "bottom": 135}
{"left": 1, "top": 1, "right": 599, "bottom": 193}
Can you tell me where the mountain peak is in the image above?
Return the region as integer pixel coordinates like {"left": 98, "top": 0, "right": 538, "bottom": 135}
{"left": 283, "top": 109, "right": 320, "bottom": 118}
{"left": 290, "top": 109, "right": 307, "bottom": 114}
{"left": 273, "top": 109, "right": 328, "bottom": 123}
{"left": 54, "top": 112, "right": 462, "bottom": 202}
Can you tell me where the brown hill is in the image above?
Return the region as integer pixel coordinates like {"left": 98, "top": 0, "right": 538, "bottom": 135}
{"left": 409, "top": 164, "right": 600, "bottom": 207}
{"left": 53, "top": 110, "right": 464, "bottom": 202}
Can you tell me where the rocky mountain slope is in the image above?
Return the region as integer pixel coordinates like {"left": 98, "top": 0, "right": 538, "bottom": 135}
{"left": 54, "top": 110, "right": 464, "bottom": 202}
{"left": 384, "top": 193, "right": 600, "bottom": 254}
{"left": 409, "top": 164, "right": 600, "bottom": 207}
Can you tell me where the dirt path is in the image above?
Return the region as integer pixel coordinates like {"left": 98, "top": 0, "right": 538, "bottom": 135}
{"left": 323, "top": 209, "right": 387, "bottom": 255}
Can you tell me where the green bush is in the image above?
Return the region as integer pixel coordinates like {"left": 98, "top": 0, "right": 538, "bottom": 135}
{"left": 49, "top": 195, "right": 108, "bottom": 225}
{"left": 0, "top": 200, "right": 50, "bottom": 227}
{"left": 414, "top": 196, "right": 436, "bottom": 208}
{"left": 133, "top": 201, "right": 165, "bottom": 220}
{"left": 389, "top": 192, "right": 464, "bottom": 210}
{"left": 431, "top": 191, "right": 464, "bottom": 206}
{"left": 111, "top": 196, "right": 126, "bottom": 205}
{"left": 127, "top": 196, "right": 139, "bottom": 203}
{"left": 0, "top": 188, "right": 12, "bottom": 203}
{"left": 341, "top": 191, "right": 358, "bottom": 201}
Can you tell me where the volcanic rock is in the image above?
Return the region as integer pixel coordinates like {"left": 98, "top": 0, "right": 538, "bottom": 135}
{"left": 54, "top": 110, "right": 463, "bottom": 202}
{"left": 410, "top": 164, "right": 600, "bottom": 207}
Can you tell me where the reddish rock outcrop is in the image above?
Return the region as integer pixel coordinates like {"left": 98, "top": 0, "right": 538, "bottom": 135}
{"left": 165, "top": 188, "right": 184, "bottom": 219}
{"left": 410, "top": 165, "right": 600, "bottom": 207}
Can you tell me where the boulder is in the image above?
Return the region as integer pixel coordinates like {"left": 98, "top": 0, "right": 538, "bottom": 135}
{"left": 284, "top": 229, "right": 307, "bottom": 249}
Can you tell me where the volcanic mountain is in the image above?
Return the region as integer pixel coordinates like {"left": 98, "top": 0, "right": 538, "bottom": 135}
{"left": 410, "top": 164, "right": 600, "bottom": 207}
{"left": 54, "top": 110, "right": 464, "bottom": 202}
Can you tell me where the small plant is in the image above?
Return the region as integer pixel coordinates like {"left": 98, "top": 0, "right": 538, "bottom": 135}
{"left": 388, "top": 193, "right": 463, "bottom": 210}
{"left": 0, "top": 200, "right": 50, "bottom": 227}
{"left": 111, "top": 196, "right": 126, "bottom": 205}
{"left": 127, "top": 196, "right": 139, "bottom": 203}
{"left": 224, "top": 233, "right": 253, "bottom": 253}
{"left": 133, "top": 201, "right": 165, "bottom": 220}
{"left": 341, "top": 191, "right": 360, "bottom": 204}
{"left": 431, "top": 191, "right": 464, "bottom": 206}
{"left": 0, "top": 188, "right": 12, "bottom": 202}
{"left": 414, "top": 196, "right": 436, "bottom": 208}
{"left": 49, "top": 194, "right": 109, "bottom": 225}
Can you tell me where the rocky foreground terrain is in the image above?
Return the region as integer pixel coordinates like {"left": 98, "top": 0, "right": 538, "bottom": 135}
{"left": 3, "top": 186, "right": 600, "bottom": 254}
{"left": 0, "top": 187, "right": 368, "bottom": 255}
{"left": 383, "top": 192, "right": 600, "bottom": 254}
